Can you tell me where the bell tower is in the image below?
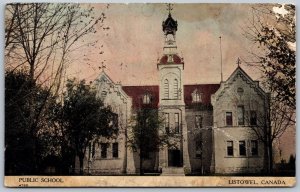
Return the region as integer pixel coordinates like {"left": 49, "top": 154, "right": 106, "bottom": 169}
{"left": 157, "top": 4, "right": 191, "bottom": 175}
{"left": 162, "top": 5, "right": 178, "bottom": 55}
{"left": 158, "top": 4, "right": 184, "bottom": 106}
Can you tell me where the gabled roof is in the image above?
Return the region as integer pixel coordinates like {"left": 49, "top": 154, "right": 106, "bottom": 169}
{"left": 184, "top": 84, "right": 220, "bottom": 107}
{"left": 94, "top": 71, "right": 131, "bottom": 104}
{"left": 94, "top": 71, "right": 115, "bottom": 85}
{"left": 211, "top": 66, "right": 268, "bottom": 105}
{"left": 122, "top": 86, "right": 159, "bottom": 110}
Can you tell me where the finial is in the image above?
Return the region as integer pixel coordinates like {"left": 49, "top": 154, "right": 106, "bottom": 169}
{"left": 167, "top": 3, "right": 173, "bottom": 15}
{"left": 236, "top": 57, "right": 241, "bottom": 67}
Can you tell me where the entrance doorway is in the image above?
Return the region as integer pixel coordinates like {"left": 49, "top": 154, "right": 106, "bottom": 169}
{"left": 168, "top": 149, "right": 182, "bottom": 167}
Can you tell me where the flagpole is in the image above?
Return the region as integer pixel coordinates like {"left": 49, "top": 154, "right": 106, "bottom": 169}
{"left": 219, "top": 36, "right": 223, "bottom": 82}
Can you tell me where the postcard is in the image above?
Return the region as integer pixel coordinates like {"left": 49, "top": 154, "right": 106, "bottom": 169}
{"left": 4, "top": 3, "right": 296, "bottom": 187}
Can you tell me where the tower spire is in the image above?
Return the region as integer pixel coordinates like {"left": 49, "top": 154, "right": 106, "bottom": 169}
{"left": 162, "top": 4, "right": 178, "bottom": 55}
{"left": 162, "top": 4, "right": 177, "bottom": 36}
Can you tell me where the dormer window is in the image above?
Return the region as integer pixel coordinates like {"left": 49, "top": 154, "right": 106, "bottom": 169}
{"left": 143, "top": 94, "right": 151, "bottom": 104}
{"left": 192, "top": 89, "right": 202, "bottom": 103}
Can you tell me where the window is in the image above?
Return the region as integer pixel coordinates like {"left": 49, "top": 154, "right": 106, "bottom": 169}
{"left": 238, "top": 106, "right": 245, "bottom": 125}
{"left": 101, "top": 91, "right": 107, "bottom": 99}
{"left": 174, "top": 79, "right": 178, "bottom": 99}
{"left": 88, "top": 143, "right": 92, "bottom": 158}
{"left": 112, "top": 143, "right": 119, "bottom": 158}
{"left": 143, "top": 94, "right": 151, "bottom": 104}
{"left": 164, "top": 79, "right": 169, "bottom": 99}
{"left": 195, "top": 140, "right": 202, "bottom": 158}
{"left": 237, "top": 87, "right": 244, "bottom": 97}
{"left": 195, "top": 115, "right": 203, "bottom": 128}
{"left": 239, "top": 141, "right": 246, "bottom": 156}
{"left": 165, "top": 113, "right": 170, "bottom": 133}
{"left": 192, "top": 89, "right": 202, "bottom": 103}
{"left": 227, "top": 141, "right": 234, "bottom": 156}
{"left": 110, "top": 113, "right": 119, "bottom": 131}
{"left": 167, "top": 54, "right": 173, "bottom": 62}
{"left": 101, "top": 143, "right": 109, "bottom": 158}
{"left": 250, "top": 111, "right": 257, "bottom": 126}
{"left": 175, "top": 113, "right": 179, "bottom": 133}
{"left": 92, "top": 142, "right": 96, "bottom": 158}
{"left": 226, "top": 112, "right": 233, "bottom": 126}
{"left": 195, "top": 92, "right": 201, "bottom": 102}
{"left": 251, "top": 140, "right": 258, "bottom": 156}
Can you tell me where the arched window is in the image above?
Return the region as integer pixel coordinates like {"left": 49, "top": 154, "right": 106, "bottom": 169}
{"left": 237, "top": 87, "right": 244, "bottom": 97}
{"left": 195, "top": 92, "right": 200, "bottom": 102}
{"left": 143, "top": 94, "right": 151, "bottom": 104}
{"left": 192, "top": 89, "right": 202, "bottom": 103}
{"left": 101, "top": 91, "right": 107, "bottom": 99}
{"left": 164, "top": 79, "right": 169, "bottom": 99}
{"left": 174, "top": 79, "right": 178, "bottom": 99}
{"left": 167, "top": 55, "right": 173, "bottom": 62}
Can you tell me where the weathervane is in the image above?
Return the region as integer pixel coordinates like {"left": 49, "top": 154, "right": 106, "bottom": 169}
{"left": 236, "top": 57, "right": 241, "bottom": 67}
{"left": 167, "top": 3, "right": 173, "bottom": 15}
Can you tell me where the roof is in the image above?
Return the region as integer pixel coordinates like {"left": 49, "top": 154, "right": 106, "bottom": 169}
{"left": 162, "top": 13, "right": 178, "bottom": 35}
{"left": 184, "top": 84, "right": 220, "bottom": 107}
{"left": 211, "top": 66, "right": 267, "bottom": 104}
{"left": 122, "top": 86, "right": 159, "bottom": 110}
{"left": 159, "top": 54, "right": 183, "bottom": 64}
{"left": 122, "top": 84, "right": 220, "bottom": 110}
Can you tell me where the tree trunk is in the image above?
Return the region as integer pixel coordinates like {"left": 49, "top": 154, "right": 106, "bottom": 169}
{"left": 122, "top": 127, "right": 128, "bottom": 174}
{"left": 263, "top": 140, "right": 269, "bottom": 174}
{"left": 268, "top": 140, "right": 273, "bottom": 175}
{"left": 140, "top": 155, "right": 143, "bottom": 176}
{"left": 28, "top": 63, "right": 37, "bottom": 174}
{"left": 263, "top": 133, "right": 273, "bottom": 175}
{"left": 79, "top": 153, "right": 84, "bottom": 175}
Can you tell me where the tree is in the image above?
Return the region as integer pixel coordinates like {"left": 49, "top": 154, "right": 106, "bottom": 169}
{"left": 61, "top": 79, "right": 117, "bottom": 175}
{"left": 5, "top": 3, "right": 108, "bottom": 87}
{"left": 288, "top": 154, "right": 295, "bottom": 171}
{"left": 5, "top": 69, "right": 57, "bottom": 174}
{"left": 244, "top": 4, "right": 295, "bottom": 109}
{"left": 189, "top": 103, "right": 213, "bottom": 175}
{"left": 246, "top": 97, "right": 294, "bottom": 175}
{"left": 4, "top": 2, "right": 109, "bottom": 145}
{"left": 35, "top": 97, "right": 69, "bottom": 175}
{"left": 5, "top": 3, "right": 109, "bottom": 175}
{"left": 243, "top": 4, "right": 296, "bottom": 174}
{"left": 128, "top": 107, "right": 178, "bottom": 175}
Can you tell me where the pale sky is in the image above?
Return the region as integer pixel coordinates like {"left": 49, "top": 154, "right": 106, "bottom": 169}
{"left": 69, "top": 3, "right": 263, "bottom": 86}
{"left": 66, "top": 3, "right": 295, "bottom": 161}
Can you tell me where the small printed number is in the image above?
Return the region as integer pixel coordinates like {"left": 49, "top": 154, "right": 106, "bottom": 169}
{"left": 19, "top": 184, "right": 29, "bottom": 187}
